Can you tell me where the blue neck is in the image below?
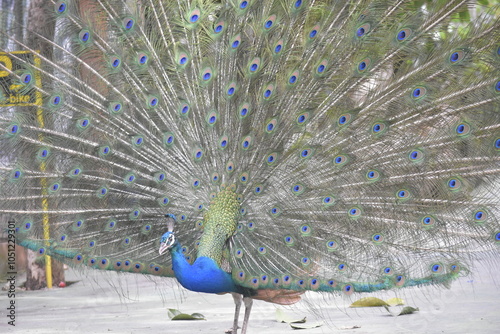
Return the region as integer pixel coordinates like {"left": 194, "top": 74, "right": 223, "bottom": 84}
{"left": 169, "top": 243, "right": 240, "bottom": 294}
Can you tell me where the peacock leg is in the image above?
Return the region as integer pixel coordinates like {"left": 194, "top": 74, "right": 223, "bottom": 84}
{"left": 227, "top": 292, "right": 242, "bottom": 334}
{"left": 240, "top": 297, "right": 253, "bottom": 334}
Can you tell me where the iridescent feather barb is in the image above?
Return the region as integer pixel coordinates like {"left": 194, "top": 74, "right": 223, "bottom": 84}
{"left": 1, "top": 0, "right": 499, "bottom": 333}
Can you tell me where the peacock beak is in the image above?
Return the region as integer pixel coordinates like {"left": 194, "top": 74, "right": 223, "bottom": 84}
{"left": 159, "top": 242, "right": 169, "bottom": 255}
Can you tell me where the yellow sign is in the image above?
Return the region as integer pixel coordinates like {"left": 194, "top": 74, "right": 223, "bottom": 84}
{"left": 0, "top": 51, "right": 42, "bottom": 107}
{"left": 0, "top": 51, "right": 51, "bottom": 287}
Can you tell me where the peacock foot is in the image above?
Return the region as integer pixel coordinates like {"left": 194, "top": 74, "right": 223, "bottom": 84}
{"left": 224, "top": 326, "right": 239, "bottom": 334}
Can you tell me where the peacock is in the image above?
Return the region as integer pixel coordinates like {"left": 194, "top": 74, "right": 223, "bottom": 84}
{"left": 1, "top": 0, "right": 499, "bottom": 333}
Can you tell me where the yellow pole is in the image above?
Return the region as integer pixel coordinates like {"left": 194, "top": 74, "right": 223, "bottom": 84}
{"left": 33, "top": 52, "right": 52, "bottom": 288}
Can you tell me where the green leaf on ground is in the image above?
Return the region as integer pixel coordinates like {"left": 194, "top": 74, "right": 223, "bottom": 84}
{"left": 290, "top": 322, "right": 323, "bottom": 330}
{"left": 384, "top": 305, "right": 419, "bottom": 316}
{"left": 350, "top": 297, "right": 390, "bottom": 307}
{"left": 399, "top": 306, "right": 419, "bottom": 315}
{"left": 168, "top": 308, "right": 206, "bottom": 320}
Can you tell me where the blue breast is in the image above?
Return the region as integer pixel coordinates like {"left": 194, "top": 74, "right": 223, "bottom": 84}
{"left": 171, "top": 251, "right": 238, "bottom": 294}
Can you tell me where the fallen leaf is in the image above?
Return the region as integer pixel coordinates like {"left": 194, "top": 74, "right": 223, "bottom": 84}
{"left": 350, "top": 297, "right": 389, "bottom": 307}
{"left": 399, "top": 306, "right": 419, "bottom": 315}
{"left": 384, "top": 305, "right": 419, "bottom": 316}
{"left": 168, "top": 308, "right": 206, "bottom": 320}
{"left": 290, "top": 322, "right": 323, "bottom": 329}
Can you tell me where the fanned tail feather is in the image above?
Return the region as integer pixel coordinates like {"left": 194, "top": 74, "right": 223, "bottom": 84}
{"left": 0, "top": 0, "right": 499, "bottom": 299}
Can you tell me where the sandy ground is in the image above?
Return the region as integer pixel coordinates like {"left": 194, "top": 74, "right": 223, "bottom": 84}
{"left": 0, "top": 260, "right": 499, "bottom": 334}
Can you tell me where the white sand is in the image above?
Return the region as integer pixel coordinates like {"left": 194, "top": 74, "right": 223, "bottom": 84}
{"left": 1, "top": 260, "right": 499, "bottom": 334}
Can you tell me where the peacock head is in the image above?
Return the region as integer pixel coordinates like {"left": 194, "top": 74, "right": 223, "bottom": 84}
{"left": 159, "top": 214, "right": 177, "bottom": 255}
{"left": 159, "top": 231, "right": 176, "bottom": 255}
